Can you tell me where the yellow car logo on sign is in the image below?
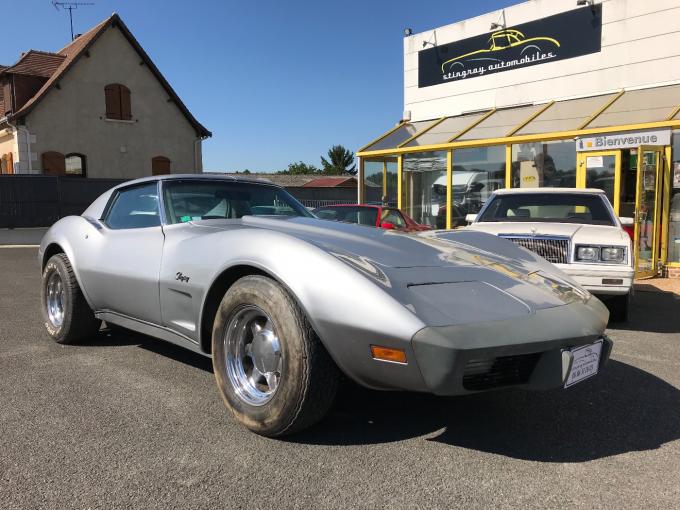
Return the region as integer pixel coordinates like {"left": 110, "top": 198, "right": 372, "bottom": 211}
{"left": 441, "top": 29, "right": 561, "bottom": 73}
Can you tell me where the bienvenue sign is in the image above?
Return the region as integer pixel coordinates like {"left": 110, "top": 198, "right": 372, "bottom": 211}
{"left": 576, "top": 129, "right": 671, "bottom": 152}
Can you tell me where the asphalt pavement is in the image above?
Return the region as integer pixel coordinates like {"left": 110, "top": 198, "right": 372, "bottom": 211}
{"left": 1, "top": 247, "right": 679, "bottom": 509}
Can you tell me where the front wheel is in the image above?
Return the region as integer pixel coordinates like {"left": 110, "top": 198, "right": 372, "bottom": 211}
{"left": 41, "top": 253, "right": 101, "bottom": 344}
{"left": 212, "top": 275, "right": 339, "bottom": 437}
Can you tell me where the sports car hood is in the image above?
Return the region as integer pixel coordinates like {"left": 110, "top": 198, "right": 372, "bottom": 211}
{"left": 196, "top": 216, "right": 594, "bottom": 325}
{"left": 235, "top": 216, "right": 544, "bottom": 269}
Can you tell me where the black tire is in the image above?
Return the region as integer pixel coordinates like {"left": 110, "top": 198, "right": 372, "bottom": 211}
{"left": 41, "top": 253, "right": 101, "bottom": 344}
{"left": 212, "top": 275, "right": 339, "bottom": 437}
{"left": 608, "top": 292, "right": 630, "bottom": 323}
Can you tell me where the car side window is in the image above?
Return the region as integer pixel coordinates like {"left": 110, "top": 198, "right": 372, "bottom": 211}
{"left": 381, "top": 209, "right": 406, "bottom": 228}
{"left": 103, "top": 183, "right": 161, "bottom": 229}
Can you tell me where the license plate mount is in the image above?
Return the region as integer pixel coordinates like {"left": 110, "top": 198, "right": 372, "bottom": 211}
{"left": 564, "top": 339, "right": 603, "bottom": 388}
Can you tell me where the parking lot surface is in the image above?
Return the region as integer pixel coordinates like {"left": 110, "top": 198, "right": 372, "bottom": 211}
{"left": 1, "top": 247, "right": 679, "bottom": 509}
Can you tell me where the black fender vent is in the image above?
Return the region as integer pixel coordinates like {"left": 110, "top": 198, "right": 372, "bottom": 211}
{"left": 463, "top": 353, "right": 541, "bottom": 390}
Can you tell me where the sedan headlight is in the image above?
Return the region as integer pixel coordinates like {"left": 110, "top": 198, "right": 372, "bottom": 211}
{"left": 576, "top": 246, "right": 599, "bottom": 261}
{"left": 575, "top": 245, "right": 626, "bottom": 263}
{"left": 601, "top": 247, "right": 625, "bottom": 262}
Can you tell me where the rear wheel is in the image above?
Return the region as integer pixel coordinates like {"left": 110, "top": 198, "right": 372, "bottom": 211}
{"left": 212, "top": 275, "right": 339, "bottom": 437}
{"left": 41, "top": 253, "right": 101, "bottom": 344}
{"left": 608, "top": 292, "right": 630, "bottom": 323}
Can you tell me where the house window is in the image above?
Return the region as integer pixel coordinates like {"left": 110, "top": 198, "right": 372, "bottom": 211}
{"left": 42, "top": 151, "right": 66, "bottom": 176}
{"left": 0, "top": 153, "right": 13, "bottom": 174}
{"left": 152, "top": 156, "right": 171, "bottom": 175}
{"left": 65, "top": 153, "right": 86, "bottom": 176}
{"left": 104, "top": 83, "right": 132, "bottom": 120}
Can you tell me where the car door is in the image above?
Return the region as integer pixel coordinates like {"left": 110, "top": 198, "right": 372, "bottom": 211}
{"left": 77, "top": 181, "right": 164, "bottom": 324}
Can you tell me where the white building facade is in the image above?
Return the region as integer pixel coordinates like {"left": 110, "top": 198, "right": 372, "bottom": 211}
{"left": 358, "top": 0, "right": 680, "bottom": 277}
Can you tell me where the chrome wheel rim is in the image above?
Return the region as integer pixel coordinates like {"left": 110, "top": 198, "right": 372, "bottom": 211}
{"left": 224, "top": 305, "right": 282, "bottom": 406}
{"left": 46, "top": 271, "right": 65, "bottom": 328}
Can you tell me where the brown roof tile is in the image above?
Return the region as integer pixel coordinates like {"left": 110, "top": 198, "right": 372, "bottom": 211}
{"left": 302, "top": 176, "right": 357, "bottom": 188}
{"left": 222, "top": 173, "right": 320, "bottom": 187}
{"left": 4, "top": 50, "right": 66, "bottom": 77}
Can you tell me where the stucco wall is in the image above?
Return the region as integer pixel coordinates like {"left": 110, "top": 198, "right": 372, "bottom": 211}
{"left": 404, "top": 0, "right": 680, "bottom": 121}
{"left": 24, "top": 24, "right": 202, "bottom": 178}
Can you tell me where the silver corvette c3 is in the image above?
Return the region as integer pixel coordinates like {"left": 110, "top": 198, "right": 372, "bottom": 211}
{"left": 39, "top": 175, "right": 612, "bottom": 436}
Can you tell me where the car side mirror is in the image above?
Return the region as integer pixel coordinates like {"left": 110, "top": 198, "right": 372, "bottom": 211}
{"left": 465, "top": 214, "right": 477, "bottom": 224}
{"left": 469, "top": 182, "right": 484, "bottom": 192}
{"left": 380, "top": 221, "right": 396, "bottom": 230}
{"left": 619, "top": 216, "right": 635, "bottom": 238}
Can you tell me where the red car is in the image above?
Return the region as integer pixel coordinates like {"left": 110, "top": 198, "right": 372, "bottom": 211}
{"left": 313, "top": 204, "right": 432, "bottom": 232}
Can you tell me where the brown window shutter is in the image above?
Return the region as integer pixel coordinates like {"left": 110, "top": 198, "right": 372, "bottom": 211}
{"left": 42, "top": 152, "right": 66, "bottom": 176}
{"left": 105, "top": 84, "right": 121, "bottom": 120}
{"left": 7, "top": 151, "right": 13, "bottom": 174}
{"left": 3, "top": 81, "right": 12, "bottom": 114}
{"left": 120, "top": 85, "right": 132, "bottom": 120}
{"left": 152, "top": 156, "right": 171, "bottom": 176}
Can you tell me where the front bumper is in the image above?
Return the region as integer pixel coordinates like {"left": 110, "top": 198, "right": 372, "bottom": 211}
{"left": 411, "top": 300, "right": 612, "bottom": 395}
{"left": 556, "top": 263, "right": 633, "bottom": 296}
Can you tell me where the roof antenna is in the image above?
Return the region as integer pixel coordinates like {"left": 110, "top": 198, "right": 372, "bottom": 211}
{"left": 52, "top": 1, "right": 95, "bottom": 41}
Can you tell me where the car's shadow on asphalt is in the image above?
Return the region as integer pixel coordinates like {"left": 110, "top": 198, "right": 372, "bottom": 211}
{"left": 288, "top": 360, "right": 680, "bottom": 462}
{"left": 94, "top": 288, "right": 680, "bottom": 463}
{"left": 611, "top": 288, "right": 680, "bottom": 334}
{"left": 98, "top": 326, "right": 680, "bottom": 462}
{"left": 94, "top": 327, "right": 214, "bottom": 373}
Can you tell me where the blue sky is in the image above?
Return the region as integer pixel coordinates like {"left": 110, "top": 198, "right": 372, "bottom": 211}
{"left": 4, "top": 0, "right": 516, "bottom": 172}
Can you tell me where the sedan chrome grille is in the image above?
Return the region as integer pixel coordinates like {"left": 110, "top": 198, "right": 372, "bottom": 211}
{"left": 500, "top": 236, "right": 570, "bottom": 264}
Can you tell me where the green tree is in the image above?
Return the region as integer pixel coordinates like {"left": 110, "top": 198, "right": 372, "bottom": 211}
{"left": 320, "top": 145, "right": 356, "bottom": 175}
{"left": 277, "top": 161, "right": 321, "bottom": 175}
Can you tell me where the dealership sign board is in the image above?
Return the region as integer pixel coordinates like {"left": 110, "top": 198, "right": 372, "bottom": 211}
{"left": 418, "top": 5, "right": 602, "bottom": 88}
{"left": 576, "top": 129, "right": 671, "bottom": 152}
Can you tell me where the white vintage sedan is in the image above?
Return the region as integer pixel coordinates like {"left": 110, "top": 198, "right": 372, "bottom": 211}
{"left": 466, "top": 188, "right": 633, "bottom": 322}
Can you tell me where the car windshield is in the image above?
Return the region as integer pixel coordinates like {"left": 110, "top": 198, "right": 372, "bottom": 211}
{"left": 478, "top": 193, "right": 615, "bottom": 226}
{"left": 314, "top": 206, "right": 378, "bottom": 226}
{"left": 162, "top": 180, "right": 312, "bottom": 224}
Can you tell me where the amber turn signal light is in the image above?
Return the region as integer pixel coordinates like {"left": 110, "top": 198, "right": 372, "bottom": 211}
{"left": 370, "top": 345, "right": 407, "bottom": 364}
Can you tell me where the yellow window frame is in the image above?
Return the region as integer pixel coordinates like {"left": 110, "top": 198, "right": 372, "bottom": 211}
{"left": 634, "top": 146, "right": 664, "bottom": 278}
{"left": 576, "top": 150, "right": 622, "bottom": 213}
